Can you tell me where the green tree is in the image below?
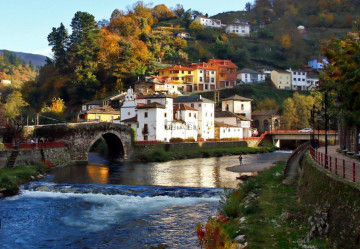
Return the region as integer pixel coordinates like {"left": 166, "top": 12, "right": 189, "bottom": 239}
{"left": 68, "top": 11, "right": 100, "bottom": 83}
{"left": 47, "top": 23, "right": 68, "bottom": 70}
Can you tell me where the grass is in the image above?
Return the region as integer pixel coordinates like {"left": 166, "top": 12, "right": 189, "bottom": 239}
{"left": 0, "top": 163, "right": 50, "bottom": 196}
{"left": 211, "top": 162, "right": 329, "bottom": 248}
{"left": 137, "top": 144, "right": 277, "bottom": 162}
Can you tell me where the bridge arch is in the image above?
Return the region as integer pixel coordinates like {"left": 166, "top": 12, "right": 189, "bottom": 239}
{"left": 35, "top": 123, "right": 133, "bottom": 164}
{"left": 89, "top": 131, "right": 125, "bottom": 160}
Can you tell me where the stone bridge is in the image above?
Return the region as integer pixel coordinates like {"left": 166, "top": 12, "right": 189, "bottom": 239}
{"left": 33, "top": 122, "right": 133, "bottom": 164}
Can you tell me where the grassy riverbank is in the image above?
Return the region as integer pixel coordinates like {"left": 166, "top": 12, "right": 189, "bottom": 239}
{"left": 195, "top": 162, "right": 329, "bottom": 248}
{"left": 0, "top": 163, "right": 50, "bottom": 197}
{"left": 137, "top": 144, "right": 277, "bottom": 162}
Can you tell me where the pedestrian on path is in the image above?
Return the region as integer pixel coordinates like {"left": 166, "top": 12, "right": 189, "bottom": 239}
{"left": 239, "top": 154, "right": 243, "bottom": 166}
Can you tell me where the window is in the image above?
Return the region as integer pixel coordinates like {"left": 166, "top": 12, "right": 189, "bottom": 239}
{"left": 211, "top": 78, "right": 214, "bottom": 83}
{"left": 241, "top": 104, "right": 244, "bottom": 110}
{"left": 189, "top": 113, "right": 191, "bottom": 117}
{"left": 147, "top": 100, "right": 151, "bottom": 104}
{"left": 191, "top": 104, "right": 194, "bottom": 108}
{"left": 194, "top": 113, "right": 196, "bottom": 118}
{"left": 164, "top": 113, "right": 167, "bottom": 118}
{"left": 200, "top": 77, "right": 203, "bottom": 82}
{"left": 188, "top": 71, "right": 191, "bottom": 74}
{"left": 128, "top": 112, "right": 130, "bottom": 115}
{"left": 145, "top": 112, "right": 148, "bottom": 118}
{"left": 211, "top": 71, "right": 214, "bottom": 74}
{"left": 199, "top": 104, "right": 201, "bottom": 107}
{"left": 182, "top": 71, "right": 184, "bottom": 74}
{"left": 200, "top": 70, "right": 202, "bottom": 73}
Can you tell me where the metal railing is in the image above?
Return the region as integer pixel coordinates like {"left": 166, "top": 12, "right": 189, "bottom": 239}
{"left": 309, "top": 146, "right": 360, "bottom": 183}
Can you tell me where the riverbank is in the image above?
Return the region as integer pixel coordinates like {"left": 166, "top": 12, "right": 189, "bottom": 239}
{"left": 0, "top": 163, "right": 50, "bottom": 198}
{"left": 137, "top": 144, "right": 277, "bottom": 162}
{"left": 195, "top": 162, "right": 329, "bottom": 248}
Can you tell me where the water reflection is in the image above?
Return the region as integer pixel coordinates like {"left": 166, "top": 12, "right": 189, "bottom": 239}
{"left": 87, "top": 164, "right": 109, "bottom": 184}
{"left": 48, "top": 151, "right": 291, "bottom": 189}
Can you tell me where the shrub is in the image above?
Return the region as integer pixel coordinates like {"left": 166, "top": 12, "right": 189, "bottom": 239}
{"left": 169, "top": 137, "right": 184, "bottom": 143}
{"left": 195, "top": 216, "right": 235, "bottom": 249}
{"left": 220, "top": 189, "right": 243, "bottom": 218}
{"left": 0, "top": 175, "right": 19, "bottom": 195}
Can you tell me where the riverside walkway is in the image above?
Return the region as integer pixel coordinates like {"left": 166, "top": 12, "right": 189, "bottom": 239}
{"left": 310, "top": 145, "right": 360, "bottom": 183}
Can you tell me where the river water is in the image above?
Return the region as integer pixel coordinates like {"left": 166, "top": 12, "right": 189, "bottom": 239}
{"left": 0, "top": 151, "right": 290, "bottom": 249}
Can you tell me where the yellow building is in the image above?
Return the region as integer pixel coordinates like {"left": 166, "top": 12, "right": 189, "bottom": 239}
{"left": 78, "top": 106, "right": 120, "bottom": 122}
{"left": 271, "top": 70, "right": 292, "bottom": 90}
{"left": 189, "top": 62, "right": 217, "bottom": 91}
{"left": 158, "top": 65, "right": 195, "bottom": 92}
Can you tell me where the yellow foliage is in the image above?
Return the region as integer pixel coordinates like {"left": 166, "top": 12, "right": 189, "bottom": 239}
{"left": 280, "top": 34, "right": 291, "bottom": 49}
{"left": 50, "top": 97, "right": 66, "bottom": 114}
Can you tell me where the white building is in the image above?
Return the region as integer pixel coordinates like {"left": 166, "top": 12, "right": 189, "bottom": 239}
{"left": 221, "top": 95, "right": 252, "bottom": 119}
{"left": 237, "top": 68, "right": 265, "bottom": 84}
{"left": 120, "top": 89, "right": 199, "bottom": 142}
{"left": 215, "top": 121, "right": 243, "bottom": 140}
{"left": 215, "top": 111, "right": 252, "bottom": 139}
{"left": 286, "top": 69, "right": 319, "bottom": 91}
{"left": 174, "top": 95, "right": 215, "bottom": 140}
{"left": 225, "top": 20, "right": 250, "bottom": 37}
{"left": 194, "top": 16, "right": 222, "bottom": 28}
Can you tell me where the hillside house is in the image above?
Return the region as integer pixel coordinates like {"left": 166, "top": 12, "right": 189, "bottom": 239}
{"left": 271, "top": 70, "right": 291, "bottom": 90}
{"left": 208, "top": 59, "right": 238, "bottom": 89}
{"left": 308, "top": 57, "right": 329, "bottom": 71}
{"left": 225, "top": 20, "right": 250, "bottom": 37}
{"left": 221, "top": 94, "right": 252, "bottom": 119}
{"left": 237, "top": 68, "right": 265, "bottom": 84}
{"left": 176, "top": 32, "right": 190, "bottom": 39}
{"left": 194, "top": 16, "right": 222, "bottom": 28}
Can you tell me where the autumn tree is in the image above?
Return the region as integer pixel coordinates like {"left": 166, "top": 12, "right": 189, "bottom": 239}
{"left": 256, "top": 98, "right": 279, "bottom": 111}
{"left": 3, "top": 91, "right": 29, "bottom": 119}
{"left": 322, "top": 25, "right": 360, "bottom": 151}
{"left": 282, "top": 92, "right": 314, "bottom": 129}
{"left": 152, "top": 4, "right": 174, "bottom": 21}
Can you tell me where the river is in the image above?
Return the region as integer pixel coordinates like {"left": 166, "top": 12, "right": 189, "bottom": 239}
{"left": 0, "top": 151, "right": 290, "bottom": 249}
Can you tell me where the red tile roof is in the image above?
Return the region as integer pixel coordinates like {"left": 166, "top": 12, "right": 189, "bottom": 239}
{"left": 208, "top": 59, "right": 238, "bottom": 68}
{"left": 173, "top": 103, "right": 198, "bottom": 111}
{"left": 160, "top": 65, "right": 194, "bottom": 71}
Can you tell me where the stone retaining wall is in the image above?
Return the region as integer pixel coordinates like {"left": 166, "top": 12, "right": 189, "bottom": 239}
{"left": 0, "top": 147, "right": 71, "bottom": 168}
{"left": 134, "top": 140, "right": 260, "bottom": 154}
{"left": 299, "top": 153, "right": 360, "bottom": 249}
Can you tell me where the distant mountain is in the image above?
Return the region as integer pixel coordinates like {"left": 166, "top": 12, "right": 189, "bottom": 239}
{"left": 0, "top": 50, "right": 47, "bottom": 67}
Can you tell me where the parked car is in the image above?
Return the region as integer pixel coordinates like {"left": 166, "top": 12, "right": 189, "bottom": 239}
{"left": 298, "top": 128, "right": 313, "bottom": 133}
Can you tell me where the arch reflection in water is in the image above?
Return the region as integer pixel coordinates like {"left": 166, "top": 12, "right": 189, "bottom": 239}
{"left": 86, "top": 164, "right": 109, "bottom": 184}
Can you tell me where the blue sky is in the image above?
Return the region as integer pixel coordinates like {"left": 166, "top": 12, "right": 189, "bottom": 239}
{"left": 0, "top": 0, "right": 250, "bottom": 57}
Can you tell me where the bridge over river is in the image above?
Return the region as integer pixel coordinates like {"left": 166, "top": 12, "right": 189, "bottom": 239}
{"left": 267, "top": 130, "right": 338, "bottom": 148}
{"left": 25, "top": 122, "right": 133, "bottom": 164}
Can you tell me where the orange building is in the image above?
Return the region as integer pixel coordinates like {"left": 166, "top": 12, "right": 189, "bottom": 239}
{"left": 207, "top": 59, "right": 238, "bottom": 89}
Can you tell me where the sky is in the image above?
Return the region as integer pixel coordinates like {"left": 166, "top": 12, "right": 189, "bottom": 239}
{"left": 0, "top": 0, "right": 250, "bottom": 57}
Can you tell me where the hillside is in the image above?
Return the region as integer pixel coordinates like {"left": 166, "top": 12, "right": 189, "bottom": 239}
{"left": 0, "top": 50, "right": 37, "bottom": 87}
{"left": 198, "top": 81, "right": 307, "bottom": 111}
{"left": 0, "top": 50, "right": 47, "bottom": 67}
